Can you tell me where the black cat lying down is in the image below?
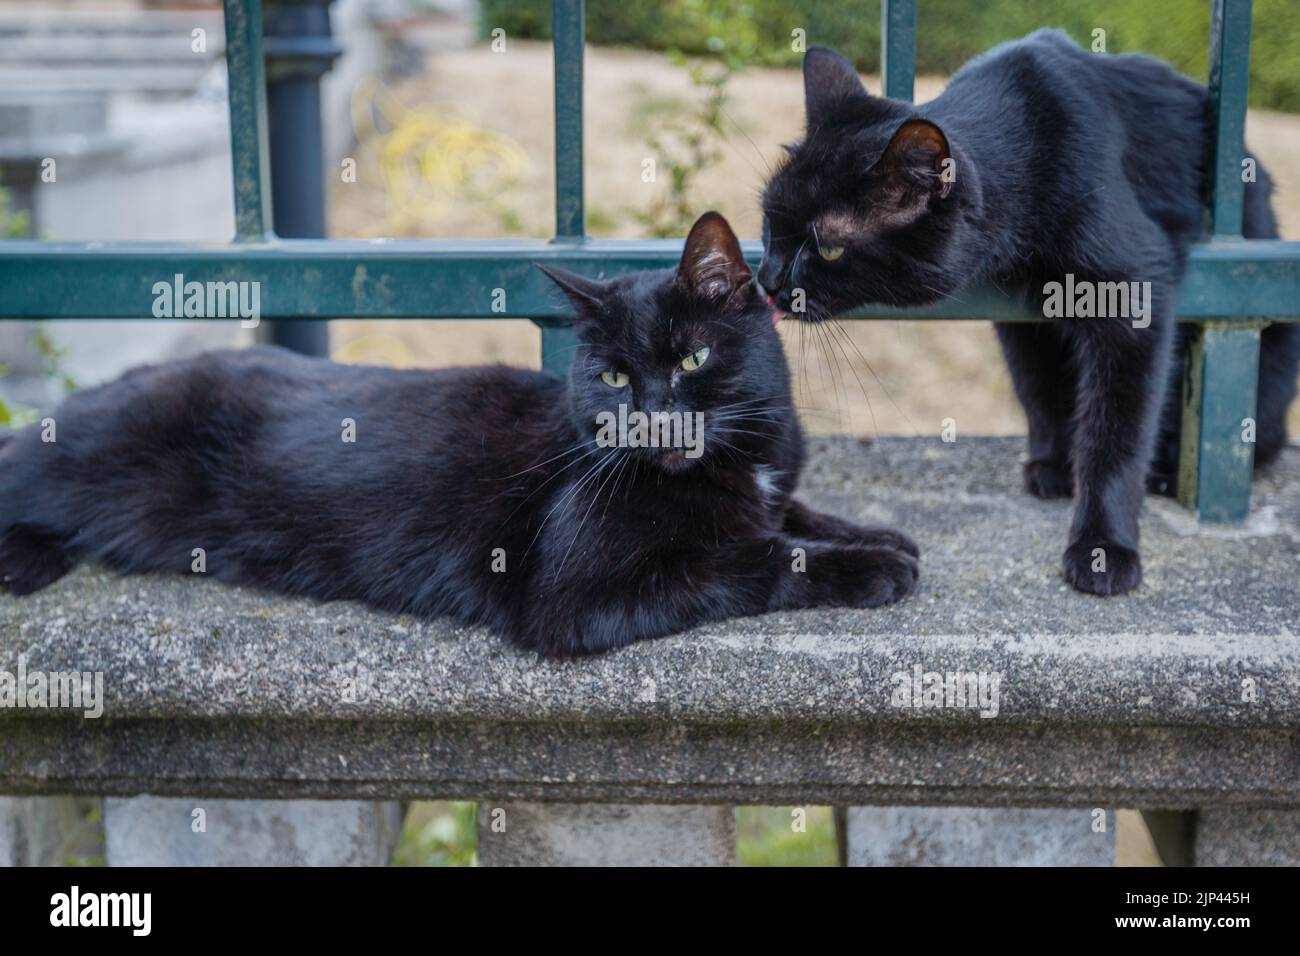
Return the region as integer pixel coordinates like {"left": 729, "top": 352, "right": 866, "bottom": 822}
{"left": 0, "top": 212, "right": 918, "bottom": 656}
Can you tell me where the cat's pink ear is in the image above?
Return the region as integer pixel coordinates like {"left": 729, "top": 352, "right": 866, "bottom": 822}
{"left": 535, "top": 264, "right": 606, "bottom": 314}
{"left": 677, "top": 212, "right": 754, "bottom": 306}
{"left": 879, "top": 119, "right": 953, "bottom": 197}
{"left": 803, "top": 47, "right": 868, "bottom": 128}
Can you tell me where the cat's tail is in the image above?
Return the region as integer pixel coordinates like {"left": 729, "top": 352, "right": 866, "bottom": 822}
{"left": 1244, "top": 157, "right": 1300, "bottom": 468}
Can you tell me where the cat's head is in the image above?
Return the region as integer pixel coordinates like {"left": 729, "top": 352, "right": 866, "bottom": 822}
{"left": 538, "top": 212, "right": 791, "bottom": 474}
{"left": 759, "top": 47, "right": 960, "bottom": 319}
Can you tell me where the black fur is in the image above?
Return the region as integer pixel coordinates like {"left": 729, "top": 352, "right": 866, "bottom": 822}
{"left": 760, "top": 36, "right": 1300, "bottom": 595}
{"left": 0, "top": 213, "right": 918, "bottom": 655}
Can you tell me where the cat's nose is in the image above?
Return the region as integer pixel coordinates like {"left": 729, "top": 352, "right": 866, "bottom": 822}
{"left": 757, "top": 257, "right": 783, "bottom": 294}
{"left": 637, "top": 382, "right": 672, "bottom": 410}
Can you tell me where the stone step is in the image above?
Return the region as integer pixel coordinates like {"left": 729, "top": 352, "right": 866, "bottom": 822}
{"left": 0, "top": 9, "right": 226, "bottom": 59}
{"left": 1, "top": 437, "right": 1297, "bottom": 808}
{"left": 0, "top": 9, "right": 224, "bottom": 95}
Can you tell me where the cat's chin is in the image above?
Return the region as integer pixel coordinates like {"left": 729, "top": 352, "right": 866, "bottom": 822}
{"left": 654, "top": 450, "right": 699, "bottom": 474}
{"left": 766, "top": 295, "right": 786, "bottom": 324}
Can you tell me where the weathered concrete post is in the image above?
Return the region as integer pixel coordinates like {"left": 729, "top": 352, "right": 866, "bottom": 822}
{"left": 843, "top": 806, "right": 1116, "bottom": 867}
{"left": 477, "top": 803, "right": 737, "bottom": 867}
{"left": 1192, "top": 809, "right": 1300, "bottom": 866}
{"left": 104, "top": 797, "right": 403, "bottom": 867}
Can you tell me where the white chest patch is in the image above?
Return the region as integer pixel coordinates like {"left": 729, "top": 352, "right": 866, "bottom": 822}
{"left": 753, "top": 464, "right": 782, "bottom": 506}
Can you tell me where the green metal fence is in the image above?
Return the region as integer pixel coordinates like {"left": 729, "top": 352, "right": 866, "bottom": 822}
{"left": 0, "top": 0, "right": 1296, "bottom": 525}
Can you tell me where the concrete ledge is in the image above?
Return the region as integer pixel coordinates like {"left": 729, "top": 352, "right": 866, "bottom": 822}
{"left": 2, "top": 438, "right": 1298, "bottom": 806}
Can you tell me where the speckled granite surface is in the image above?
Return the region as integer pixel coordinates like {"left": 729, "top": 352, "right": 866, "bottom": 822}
{"left": 2, "top": 438, "right": 1297, "bottom": 806}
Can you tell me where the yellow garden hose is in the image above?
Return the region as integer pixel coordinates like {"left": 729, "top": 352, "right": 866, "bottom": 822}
{"left": 350, "top": 77, "right": 531, "bottom": 231}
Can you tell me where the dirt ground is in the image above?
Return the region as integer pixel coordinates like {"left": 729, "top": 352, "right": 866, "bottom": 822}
{"left": 328, "top": 42, "right": 1300, "bottom": 439}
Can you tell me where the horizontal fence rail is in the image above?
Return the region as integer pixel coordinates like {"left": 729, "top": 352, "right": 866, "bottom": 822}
{"left": 0, "top": 239, "right": 1297, "bottom": 321}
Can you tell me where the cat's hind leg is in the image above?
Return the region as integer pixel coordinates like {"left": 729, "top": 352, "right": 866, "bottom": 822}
{"left": 781, "top": 498, "right": 919, "bottom": 557}
{"left": 1146, "top": 326, "right": 1188, "bottom": 498}
{"left": 994, "top": 323, "right": 1077, "bottom": 498}
{"left": 1256, "top": 322, "right": 1300, "bottom": 468}
{"left": 1244, "top": 159, "right": 1300, "bottom": 470}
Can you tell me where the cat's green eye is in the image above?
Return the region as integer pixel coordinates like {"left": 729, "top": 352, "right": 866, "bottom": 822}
{"left": 601, "top": 369, "right": 630, "bottom": 388}
{"left": 818, "top": 244, "right": 845, "bottom": 262}
{"left": 680, "top": 347, "right": 711, "bottom": 372}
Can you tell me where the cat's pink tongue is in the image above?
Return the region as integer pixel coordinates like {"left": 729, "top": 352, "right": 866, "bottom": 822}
{"left": 767, "top": 296, "right": 786, "bottom": 324}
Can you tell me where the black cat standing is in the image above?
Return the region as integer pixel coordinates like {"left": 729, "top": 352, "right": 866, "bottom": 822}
{"left": 760, "top": 35, "right": 1300, "bottom": 595}
{"left": 0, "top": 213, "right": 918, "bottom": 656}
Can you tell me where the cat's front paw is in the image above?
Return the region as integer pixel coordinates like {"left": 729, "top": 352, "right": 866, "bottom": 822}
{"left": 856, "top": 527, "right": 920, "bottom": 558}
{"left": 836, "top": 546, "right": 919, "bottom": 608}
{"left": 1024, "top": 459, "right": 1073, "bottom": 499}
{"left": 1062, "top": 540, "right": 1141, "bottom": 595}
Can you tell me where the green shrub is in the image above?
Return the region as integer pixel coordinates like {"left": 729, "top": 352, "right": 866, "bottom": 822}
{"left": 479, "top": 0, "right": 1300, "bottom": 112}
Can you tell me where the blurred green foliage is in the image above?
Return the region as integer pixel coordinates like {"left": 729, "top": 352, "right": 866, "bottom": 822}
{"left": 0, "top": 185, "right": 31, "bottom": 239}
{"left": 0, "top": 327, "right": 78, "bottom": 429}
{"left": 480, "top": 0, "right": 1300, "bottom": 112}
{"left": 629, "top": 56, "right": 737, "bottom": 238}
{"left": 0, "top": 188, "right": 77, "bottom": 428}
{"left": 388, "top": 802, "right": 839, "bottom": 865}
{"left": 391, "top": 801, "right": 478, "bottom": 866}
{"left": 0, "top": 186, "right": 40, "bottom": 427}
{"left": 31, "top": 327, "right": 78, "bottom": 394}
{"left": 736, "top": 806, "right": 839, "bottom": 866}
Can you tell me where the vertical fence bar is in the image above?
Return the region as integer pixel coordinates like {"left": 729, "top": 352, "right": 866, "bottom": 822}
{"left": 1208, "top": 0, "right": 1252, "bottom": 237}
{"left": 1179, "top": 0, "right": 1259, "bottom": 524}
{"left": 261, "top": 0, "right": 340, "bottom": 356}
{"left": 552, "top": 0, "right": 585, "bottom": 240}
{"left": 223, "top": 0, "right": 275, "bottom": 239}
{"left": 539, "top": 0, "right": 585, "bottom": 377}
{"left": 881, "top": 0, "right": 916, "bottom": 102}
{"left": 539, "top": 320, "right": 580, "bottom": 378}
{"left": 1178, "top": 321, "right": 1262, "bottom": 523}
